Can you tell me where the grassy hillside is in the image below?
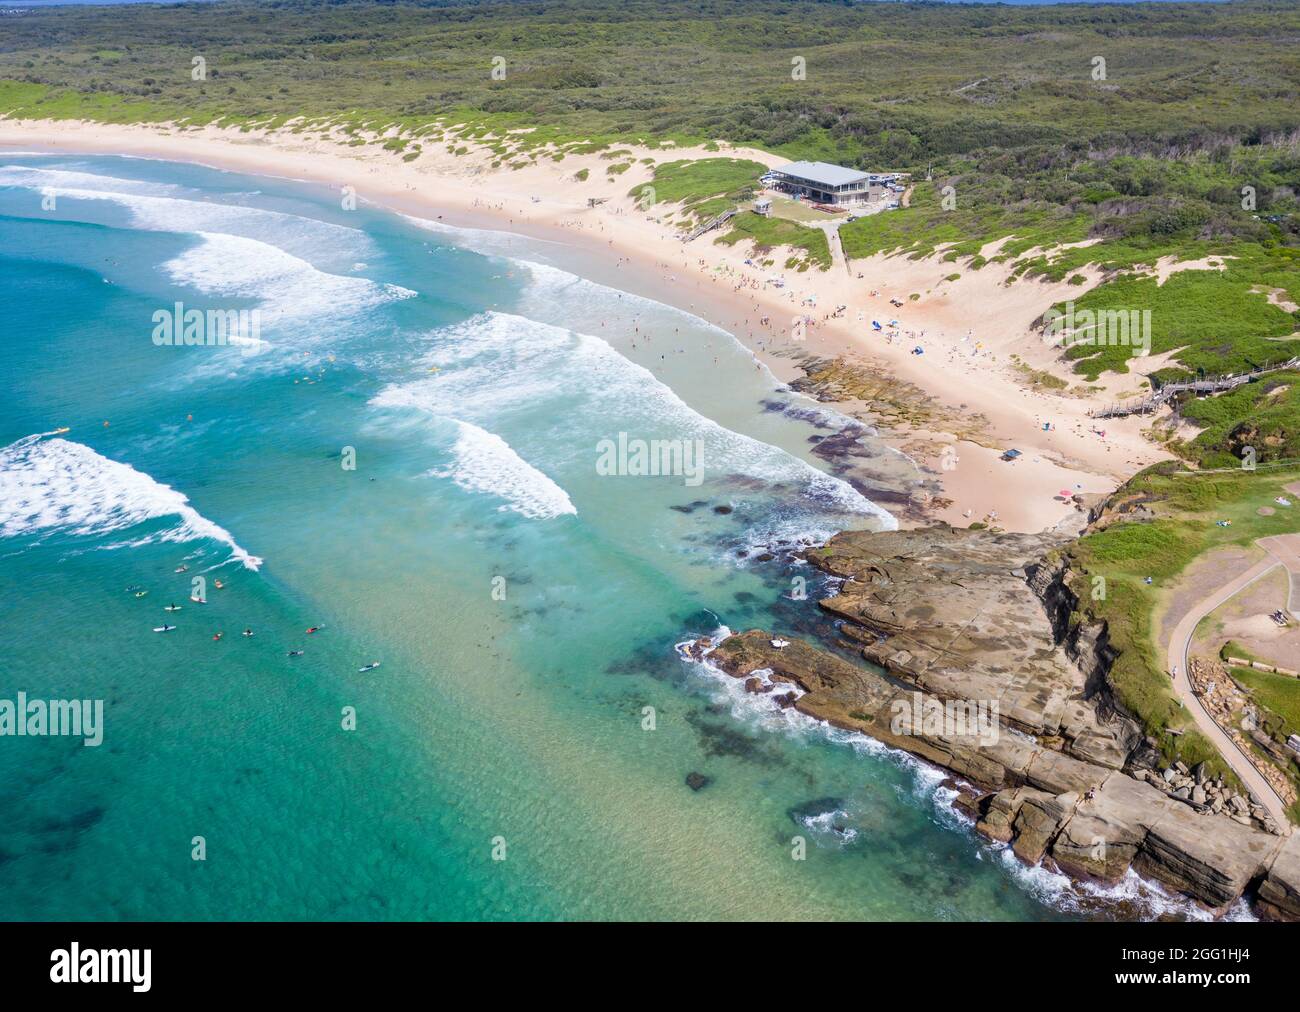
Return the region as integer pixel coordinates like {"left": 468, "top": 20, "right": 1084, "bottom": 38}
{"left": 1177, "top": 371, "right": 1300, "bottom": 467}
{"left": 840, "top": 155, "right": 1300, "bottom": 387}
{"left": 715, "top": 211, "right": 831, "bottom": 271}
{"left": 632, "top": 157, "right": 765, "bottom": 225}
{"left": 1066, "top": 463, "right": 1300, "bottom": 777}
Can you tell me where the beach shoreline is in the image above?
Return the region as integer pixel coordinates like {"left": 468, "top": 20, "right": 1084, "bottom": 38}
{"left": 0, "top": 116, "right": 1172, "bottom": 533}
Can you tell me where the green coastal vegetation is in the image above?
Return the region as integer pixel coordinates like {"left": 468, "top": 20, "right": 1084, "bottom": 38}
{"left": 1177, "top": 371, "right": 1300, "bottom": 466}
{"left": 1, "top": 0, "right": 1294, "bottom": 389}
{"left": 715, "top": 211, "right": 831, "bottom": 271}
{"left": 1065, "top": 462, "right": 1300, "bottom": 798}
{"left": 839, "top": 160, "right": 1300, "bottom": 388}
{"left": 1, "top": 0, "right": 1296, "bottom": 161}
{"left": 1215, "top": 633, "right": 1300, "bottom": 820}
{"left": 633, "top": 157, "right": 764, "bottom": 222}
{"left": 1231, "top": 666, "right": 1300, "bottom": 734}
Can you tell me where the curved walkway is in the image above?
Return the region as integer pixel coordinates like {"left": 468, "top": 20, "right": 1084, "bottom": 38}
{"left": 1165, "top": 537, "right": 1298, "bottom": 831}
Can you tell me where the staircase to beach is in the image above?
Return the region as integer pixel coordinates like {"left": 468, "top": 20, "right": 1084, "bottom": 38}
{"left": 682, "top": 208, "right": 738, "bottom": 243}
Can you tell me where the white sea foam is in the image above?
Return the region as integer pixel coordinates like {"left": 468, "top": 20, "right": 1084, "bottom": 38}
{"left": 516, "top": 258, "right": 735, "bottom": 335}
{"left": 4, "top": 169, "right": 367, "bottom": 262}
{"left": 515, "top": 258, "right": 918, "bottom": 487}
{"left": 163, "top": 231, "right": 414, "bottom": 327}
{"left": 677, "top": 627, "right": 1249, "bottom": 921}
{"left": 0, "top": 164, "right": 180, "bottom": 195}
{"left": 399, "top": 218, "right": 899, "bottom": 535}
{"left": 1, "top": 165, "right": 408, "bottom": 334}
{"left": 405, "top": 218, "right": 767, "bottom": 351}
{"left": 403, "top": 213, "right": 563, "bottom": 257}
{"left": 390, "top": 311, "right": 895, "bottom": 532}
{"left": 426, "top": 419, "right": 577, "bottom": 520}
{"left": 403, "top": 219, "right": 725, "bottom": 333}
{"left": 992, "top": 847, "right": 1256, "bottom": 922}
{"left": 799, "top": 808, "right": 861, "bottom": 847}
{"left": 0, "top": 433, "right": 262, "bottom": 570}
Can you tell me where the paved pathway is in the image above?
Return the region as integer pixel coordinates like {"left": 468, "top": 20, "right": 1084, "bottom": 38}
{"left": 1164, "top": 537, "right": 1299, "bottom": 830}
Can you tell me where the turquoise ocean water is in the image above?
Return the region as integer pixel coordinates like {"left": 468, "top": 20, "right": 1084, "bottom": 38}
{"left": 0, "top": 153, "right": 1214, "bottom": 920}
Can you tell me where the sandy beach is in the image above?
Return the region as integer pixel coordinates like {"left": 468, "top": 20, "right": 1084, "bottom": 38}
{"left": 0, "top": 115, "right": 1173, "bottom": 533}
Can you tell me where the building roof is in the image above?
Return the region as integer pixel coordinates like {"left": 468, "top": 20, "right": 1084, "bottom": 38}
{"left": 774, "top": 161, "right": 869, "bottom": 187}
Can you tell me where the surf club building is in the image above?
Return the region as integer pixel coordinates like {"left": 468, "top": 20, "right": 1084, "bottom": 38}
{"left": 765, "top": 160, "right": 871, "bottom": 207}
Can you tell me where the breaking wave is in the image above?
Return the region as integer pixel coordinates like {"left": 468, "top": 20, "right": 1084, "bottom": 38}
{"left": 0, "top": 432, "right": 262, "bottom": 570}
{"left": 164, "top": 231, "right": 415, "bottom": 327}
{"left": 430, "top": 419, "right": 577, "bottom": 520}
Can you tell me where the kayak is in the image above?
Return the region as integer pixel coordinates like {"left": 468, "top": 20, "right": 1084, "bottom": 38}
{"left": 358, "top": 661, "right": 382, "bottom": 673}
{"left": 153, "top": 625, "right": 176, "bottom": 633}
{"left": 164, "top": 605, "right": 183, "bottom": 612}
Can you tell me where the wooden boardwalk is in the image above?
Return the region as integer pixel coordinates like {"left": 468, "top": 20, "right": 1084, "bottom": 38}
{"left": 1090, "top": 356, "right": 1300, "bottom": 420}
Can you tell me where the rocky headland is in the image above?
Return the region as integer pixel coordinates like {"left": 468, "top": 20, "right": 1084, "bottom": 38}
{"left": 688, "top": 523, "right": 1300, "bottom": 919}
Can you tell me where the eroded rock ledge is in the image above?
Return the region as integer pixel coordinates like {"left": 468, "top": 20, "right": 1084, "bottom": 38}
{"left": 808, "top": 525, "right": 1138, "bottom": 769}
{"left": 704, "top": 524, "right": 1300, "bottom": 918}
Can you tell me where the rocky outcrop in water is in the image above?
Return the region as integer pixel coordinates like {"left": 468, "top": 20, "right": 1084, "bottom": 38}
{"left": 806, "top": 525, "right": 1140, "bottom": 769}
{"left": 704, "top": 523, "right": 1300, "bottom": 917}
